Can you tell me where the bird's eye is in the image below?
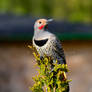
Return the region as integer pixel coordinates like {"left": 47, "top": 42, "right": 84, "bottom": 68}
{"left": 39, "top": 21, "right": 42, "bottom": 24}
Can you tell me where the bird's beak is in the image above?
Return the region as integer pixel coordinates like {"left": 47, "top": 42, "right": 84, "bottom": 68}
{"left": 47, "top": 19, "right": 53, "bottom": 24}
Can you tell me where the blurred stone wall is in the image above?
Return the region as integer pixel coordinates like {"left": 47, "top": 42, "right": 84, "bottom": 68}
{"left": 0, "top": 41, "right": 92, "bottom": 92}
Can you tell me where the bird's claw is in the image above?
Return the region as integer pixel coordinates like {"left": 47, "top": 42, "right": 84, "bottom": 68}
{"left": 40, "top": 56, "right": 44, "bottom": 60}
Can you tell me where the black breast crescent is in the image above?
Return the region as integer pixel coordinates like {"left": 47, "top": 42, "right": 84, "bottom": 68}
{"left": 34, "top": 39, "right": 48, "bottom": 47}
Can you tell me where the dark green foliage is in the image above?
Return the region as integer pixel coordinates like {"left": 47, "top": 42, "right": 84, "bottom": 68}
{"left": 29, "top": 48, "right": 71, "bottom": 92}
{"left": 0, "top": 0, "right": 91, "bottom": 22}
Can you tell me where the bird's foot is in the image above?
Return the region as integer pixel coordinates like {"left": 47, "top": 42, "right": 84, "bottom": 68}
{"left": 40, "top": 56, "right": 44, "bottom": 60}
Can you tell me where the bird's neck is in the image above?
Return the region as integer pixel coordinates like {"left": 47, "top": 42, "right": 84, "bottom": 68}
{"left": 34, "top": 29, "right": 50, "bottom": 40}
{"left": 34, "top": 28, "right": 48, "bottom": 36}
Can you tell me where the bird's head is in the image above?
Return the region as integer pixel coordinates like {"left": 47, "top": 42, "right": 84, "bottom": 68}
{"left": 34, "top": 19, "right": 53, "bottom": 31}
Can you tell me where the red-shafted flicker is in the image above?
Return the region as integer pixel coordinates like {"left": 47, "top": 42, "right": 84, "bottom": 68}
{"left": 32, "top": 19, "right": 66, "bottom": 64}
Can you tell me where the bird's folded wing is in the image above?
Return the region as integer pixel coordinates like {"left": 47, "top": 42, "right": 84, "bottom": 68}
{"left": 53, "top": 38, "right": 66, "bottom": 64}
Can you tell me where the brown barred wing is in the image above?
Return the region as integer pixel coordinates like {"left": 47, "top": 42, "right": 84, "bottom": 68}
{"left": 52, "top": 38, "right": 66, "bottom": 64}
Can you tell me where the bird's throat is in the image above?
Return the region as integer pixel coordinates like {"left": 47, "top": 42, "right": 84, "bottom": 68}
{"left": 34, "top": 38, "right": 48, "bottom": 47}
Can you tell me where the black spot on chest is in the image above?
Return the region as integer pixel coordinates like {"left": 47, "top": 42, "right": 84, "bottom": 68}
{"left": 34, "top": 39, "right": 48, "bottom": 47}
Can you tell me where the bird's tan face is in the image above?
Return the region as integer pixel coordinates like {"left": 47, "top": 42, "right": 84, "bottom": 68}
{"left": 35, "top": 19, "right": 48, "bottom": 30}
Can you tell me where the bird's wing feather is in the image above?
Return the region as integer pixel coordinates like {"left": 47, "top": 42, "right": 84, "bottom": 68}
{"left": 52, "top": 38, "right": 66, "bottom": 64}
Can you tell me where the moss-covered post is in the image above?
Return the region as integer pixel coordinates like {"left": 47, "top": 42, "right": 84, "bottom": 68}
{"left": 29, "top": 46, "right": 71, "bottom": 92}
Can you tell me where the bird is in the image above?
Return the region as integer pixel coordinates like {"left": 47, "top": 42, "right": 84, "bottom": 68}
{"left": 32, "top": 19, "right": 69, "bottom": 92}
{"left": 32, "top": 19, "right": 66, "bottom": 65}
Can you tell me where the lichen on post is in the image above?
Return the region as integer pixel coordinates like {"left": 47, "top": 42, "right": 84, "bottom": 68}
{"left": 29, "top": 46, "right": 71, "bottom": 92}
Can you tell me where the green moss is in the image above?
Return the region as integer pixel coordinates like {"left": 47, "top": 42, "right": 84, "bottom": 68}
{"left": 29, "top": 46, "right": 71, "bottom": 92}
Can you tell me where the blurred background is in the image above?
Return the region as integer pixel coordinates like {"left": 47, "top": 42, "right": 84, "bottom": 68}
{"left": 0, "top": 0, "right": 92, "bottom": 92}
